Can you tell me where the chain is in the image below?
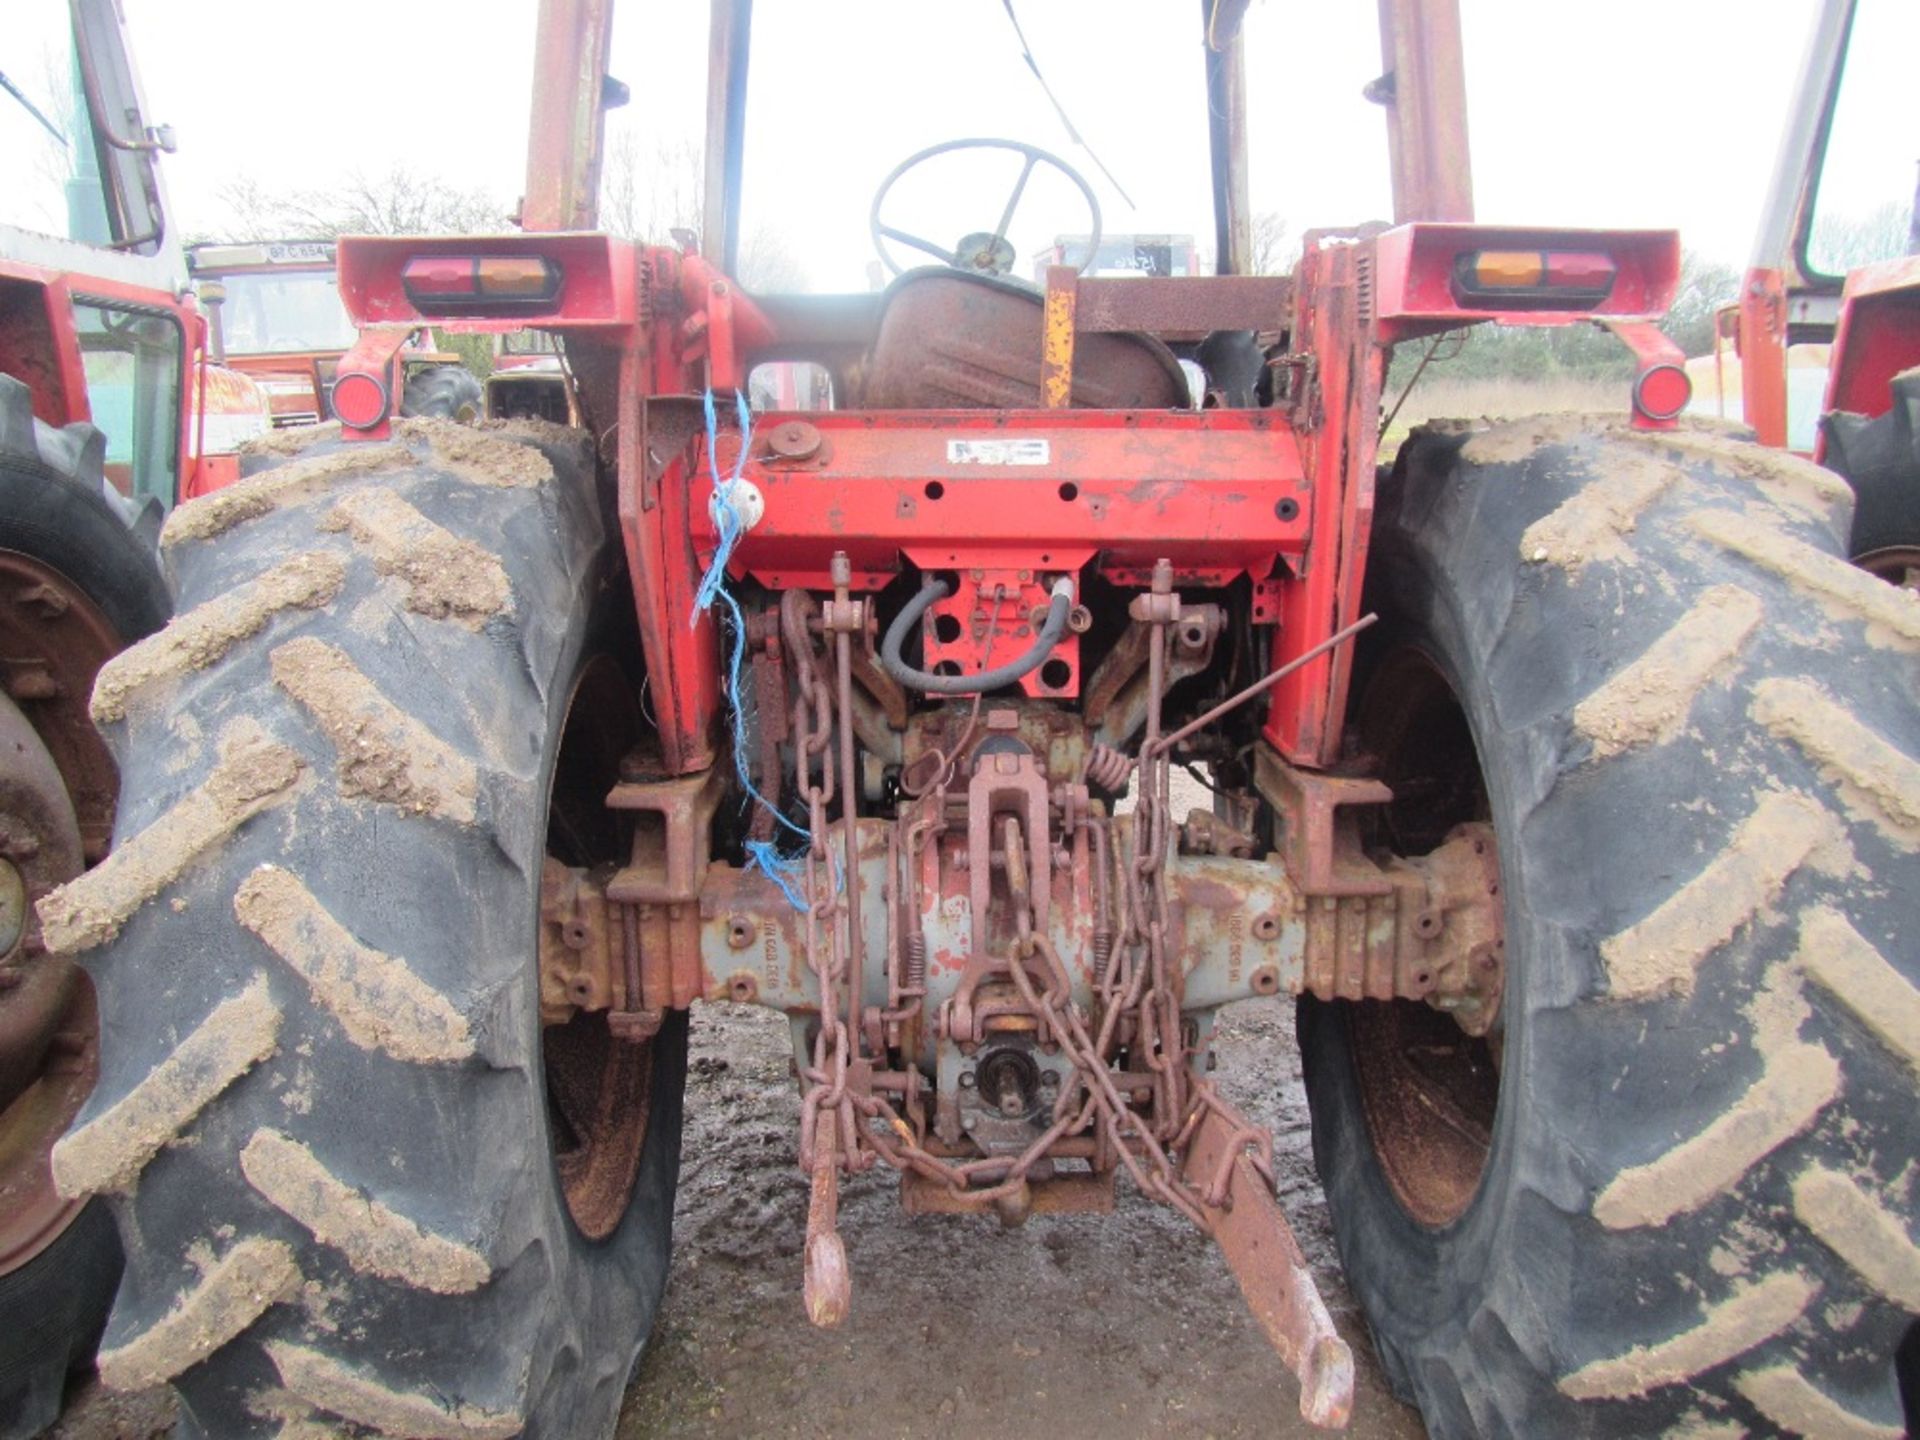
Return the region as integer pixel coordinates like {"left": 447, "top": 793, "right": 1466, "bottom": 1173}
{"left": 786, "top": 566, "right": 1275, "bottom": 1234}
{"left": 790, "top": 593, "right": 863, "bottom": 1182}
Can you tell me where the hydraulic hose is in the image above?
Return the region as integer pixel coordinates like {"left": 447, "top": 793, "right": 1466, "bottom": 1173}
{"left": 881, "top": 575, "right": 1075, "bottom": 695}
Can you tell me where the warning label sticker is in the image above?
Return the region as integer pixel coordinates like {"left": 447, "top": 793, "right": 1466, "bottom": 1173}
{"left": 946, "top": 438, "right": 1050, "bottom": 466}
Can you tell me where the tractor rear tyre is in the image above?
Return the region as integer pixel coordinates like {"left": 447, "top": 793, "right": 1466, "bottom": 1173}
{"left": 399, "top": 365, "right": 484, "bottom": 425}
{"left": 1824, "top": 364, "right": 1920, "bottom": 585}
{"left": 0, "top": 375, "right": 169, "bottom": 1439}
{"left": 0, "top": 375, "right": 171, "bottom": 644}
{"left": 43, "top": 419, "right": 687, "bottom": 1437}
{"left": 1301, "top": 417, "right": 1920, "bottom": 1436}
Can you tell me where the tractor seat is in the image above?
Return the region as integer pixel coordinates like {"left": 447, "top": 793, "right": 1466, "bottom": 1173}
{"left": 852, "top": 267, "right": 1188, "bottom": 411}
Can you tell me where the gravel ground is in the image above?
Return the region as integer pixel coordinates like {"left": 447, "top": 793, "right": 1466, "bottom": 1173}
{"left": 617, "top": 998, "right": 1426, "bottom": 1440}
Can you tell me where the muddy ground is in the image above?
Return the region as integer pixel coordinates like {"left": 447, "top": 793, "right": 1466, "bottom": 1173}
{"left": 616, "top": 997, "right": 1426, "bottom": 1440}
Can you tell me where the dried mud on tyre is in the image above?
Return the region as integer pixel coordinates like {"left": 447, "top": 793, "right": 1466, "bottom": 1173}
{"left": 41, "top": 418, "right": 686, "bottom": 1438}
{"left": 1302, "top": 415, "right": 1920, "bottom": 1438}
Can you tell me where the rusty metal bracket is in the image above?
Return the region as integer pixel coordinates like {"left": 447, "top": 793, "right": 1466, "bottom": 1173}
{"left": 1253, "top": 743, "right": 1392, "bottom": 898}
{"left": 537, "top": 860, "right": 624, "bottom": 1025}
{"left": 965, "top": 719, "right": 1052, "bottom": 959}
{"left": 604, "top": 766, "right": 723, "bottom": 1030}
{"left": 1086, "top": 603, "right": 1223, "bottom": 746}
{"left": 1187, "top": 1107, "right": 1355, "bottom": 1429}
{"left": 850, "top": 601, "right": 909, "bottom": 729}
{"left": 1388, "top": 822, "right": 1504, "bottom": 1035}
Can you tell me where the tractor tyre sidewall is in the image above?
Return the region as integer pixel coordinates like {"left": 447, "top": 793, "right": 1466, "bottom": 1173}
{"left": 398, "top": 366, "right": 484, "bottom": 425}
{"left": 1301, "top": 417, "right": 1918, "bottom": 1438}
{"left": 0, "top": 379, "right": 167, "bottom": 1438}
{"left": 1824, "top": 366, "right": 1920, "bottom": 565}
{"left": 0, "top": 446, "right": 170, "bottom": 645}
{"left": 62, "top": 421, "right": 686, "bottom": 1438}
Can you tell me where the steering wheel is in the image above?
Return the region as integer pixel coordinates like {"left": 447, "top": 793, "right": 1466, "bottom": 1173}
{"left": 869, "top": 138, "right": 1103, "bottom": 279}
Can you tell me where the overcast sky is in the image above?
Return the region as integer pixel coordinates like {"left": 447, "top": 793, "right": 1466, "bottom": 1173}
{"left": 118, "top": 0, "right": 1910, "bottom": 289}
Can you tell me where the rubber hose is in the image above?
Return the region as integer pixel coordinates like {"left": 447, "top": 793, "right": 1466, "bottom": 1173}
{"left": 881, "top": 576, "right": 1074, "bottom": 695}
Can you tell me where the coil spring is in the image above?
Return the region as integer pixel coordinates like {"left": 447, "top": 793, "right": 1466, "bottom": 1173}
{"left": 905, "top": 932, "right": 927, "bottom": 991}
{"left": 1091, "top": 928, "right": 1114, "bottom": 988}
{"left": 1084, "top": 742, "right": 1132, "bottom": 794}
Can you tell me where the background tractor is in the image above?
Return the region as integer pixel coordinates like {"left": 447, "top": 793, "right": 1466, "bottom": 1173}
{"left": 188, "top": 240, "right": 485, "bottom": 428}
{"left": 1687, "top": 0, "right": 1919, "bottom": 581}
{"left": 0, "top": 0, "right": 268, "bottom": 1432}
{"left": 484, "top": 328, "right": 582, "bottom": 426}
{"left": 37, "top": 1, "right": 1920, "bottom": 1437}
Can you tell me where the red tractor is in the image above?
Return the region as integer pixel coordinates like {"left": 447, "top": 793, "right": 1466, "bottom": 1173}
{"left": 188, "top": 240, "right": 485, "bottom": 429}
{"left": 484, "top": 328, "right": 581, "bottom": 425}
{"left": 39, "top": 1, "right": 1919, "bottom": 1436}
{"left": 0, "top": 0, "right": 268, "bottom": 1432}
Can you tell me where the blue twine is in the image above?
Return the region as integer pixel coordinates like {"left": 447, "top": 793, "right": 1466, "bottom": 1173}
{"left": 693, "top": 388, "right": 811, "bottom": 910}
{"left": 744, "top": 838, "right": 810, "bottom": 910}
{"left": 693, "top": 388, "right": 754, "bottom": 620}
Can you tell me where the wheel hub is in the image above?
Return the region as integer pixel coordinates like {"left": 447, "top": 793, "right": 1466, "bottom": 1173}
{"left": 0, "top": 552, "right": 124, "bottom": 864}
{"left": 0, "top": 688, "right": 94, "bottom": 1274}
{"left": 540, "top": 656, "right": 659, "bottom": 1241}
{"left": 1344, "top": 643, "right": 1506, "bottom": 1228}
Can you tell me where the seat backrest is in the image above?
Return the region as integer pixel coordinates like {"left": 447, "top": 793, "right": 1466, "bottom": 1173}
{"left": 855, "top": 268, "right": 1188, "bottom": 410}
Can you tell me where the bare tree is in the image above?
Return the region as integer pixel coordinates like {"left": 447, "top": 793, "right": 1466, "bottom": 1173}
{"left": 598, "top": 132, "right": 704, "bottom": 243}
{"left": 1662, "top": 250, "right": 1740, "bottom": 358}
{"left": 208, "top": 166, "right": 507, "bottom": 241}
{"left": 1812, "top": 200, "right": 1914, "bottom": 274}
{"left": 1248, "top": 211, "right": 1291, "bottom": 276}
{"left": 202, "top": 175, "right": 282, "bottom": 242}
{"left": 204, "top": 145, "right": 809, "bottom": 290}
{"left": 596, "top": 132, "right": 808, "bottom": 291}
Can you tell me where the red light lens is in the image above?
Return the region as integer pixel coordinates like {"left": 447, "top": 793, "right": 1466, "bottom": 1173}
{"left": 1634, "top": 363, "right": 1692, "bottom": 421}
{"left": 1542, "top": 251, "right": 1616, "bottom": 291}
{"left": 1453, "top": 249, "right": 1618, "bottom": 310}
{"left": 331, "top": 370, "right": 389, "bottom": 430}
{"left": 401, "top": 257, "right": 479, "bottom": 298}
{"left": 401, "top": 255, "right": 563, "bottom": 314}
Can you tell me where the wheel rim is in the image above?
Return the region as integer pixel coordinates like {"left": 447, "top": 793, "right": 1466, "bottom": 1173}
{"left": 1345, "top": 644, "right": 1503, "bottom": 1228}
{"left": 0, "top": 556, "right": 123, "bottom": 1273}
{"left": 541, "top": 655, "right": 656, "bottom": 1241}
{"left": 0, "top": 552, "right": 124, "bottom": 863}
{"left": 1855, "top": 544, "right": 1920, "bottom": 592}
{"left": 0, "top": 973, "right": 97, "bottom": 1273}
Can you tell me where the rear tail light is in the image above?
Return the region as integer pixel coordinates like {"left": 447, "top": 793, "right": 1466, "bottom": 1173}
{"left": 1632, "top": 362, "right": 1692, "bottom": 422}
{"left": 1453, "top": 250, "right": 1617, "bottom": 310}
{"left": 401, "top": 256, "right": 563, "bottom": 315}
{"left": 330, "top": 370, "right": 390, "bottom": 430}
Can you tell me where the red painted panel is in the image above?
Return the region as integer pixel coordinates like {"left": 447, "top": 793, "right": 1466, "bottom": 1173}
{"left": 691, "top": 409, "right": 1310, "bottom": 591}
{"left": 1821, "top": 256, "right": 1920, "bottom": 461}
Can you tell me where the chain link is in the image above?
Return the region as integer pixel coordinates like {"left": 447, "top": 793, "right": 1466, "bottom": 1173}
{"left": 786, "top": 574, "right": 1273, "bottom": 1229}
